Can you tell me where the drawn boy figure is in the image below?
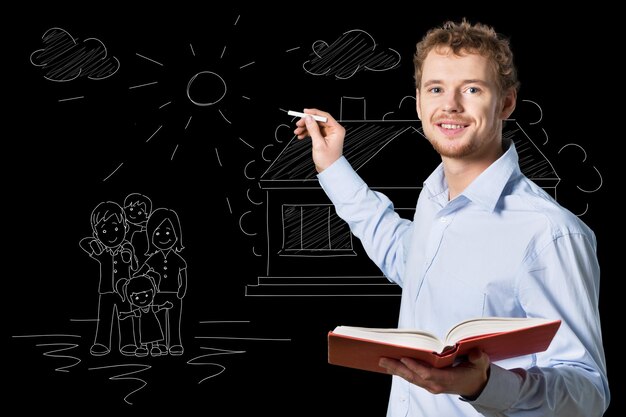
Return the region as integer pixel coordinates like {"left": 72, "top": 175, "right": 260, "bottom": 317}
{"left": 119, "top": 274, "right": 172, "bottom": 357}
{"left": 123, "top": 193, "right": 152, "bottom": 267}
{"left": 79, "top": 201, "right": 137, "bottom": 356}
{"left": 143, "top": 207, "right": 187, "bottom": 356}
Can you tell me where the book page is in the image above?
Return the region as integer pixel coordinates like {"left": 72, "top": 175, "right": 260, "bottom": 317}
{"left": 332, "top": 326, "right": 446, "bottom": 352}
{"left": 445, "top": 317, "right": 556, "bottom": 346}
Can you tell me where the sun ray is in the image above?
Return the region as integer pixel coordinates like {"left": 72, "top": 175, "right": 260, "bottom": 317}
{"left": 58, "top": 95, "right": 84, "bottom": 102}
{"left": 145, "top": 125, "right": 163, "bottom": 142}
{"left": 135, "top": 53, "right": 163, "bottom": 66}
{"left": 171, "top": 144, "right": 179, "bottom": 160}
{"left": 218, "top": 109, "right": 231, "bottom": 124}
{"left": 129, "top": 81, "right": 158, "bottom": 90}
{"left": 103, "top": 162, "right": 124, "bottom": 182}
{"left": 215, "top": 148, "right": 223, "bottom": 167}
{"left": 238, "top": 137, "right": 254, "bottom": 149}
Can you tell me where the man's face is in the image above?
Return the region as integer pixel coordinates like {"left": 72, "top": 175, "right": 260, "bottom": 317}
{"left": 125, "top": 202, "right": 148, "bottom": 226}
{"left": 416, "top": 48, "right": 512, "bottom": 161}
{"left": 95, "top": 214, "right": 126, "bottom": 248}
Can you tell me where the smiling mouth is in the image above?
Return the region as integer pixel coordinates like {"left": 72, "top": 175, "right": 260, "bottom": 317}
{"left": 439, "top": 123, "right": 466, "bottom": 129}
{"left": 436, "top": 121, "right": 469, "bottom": 136}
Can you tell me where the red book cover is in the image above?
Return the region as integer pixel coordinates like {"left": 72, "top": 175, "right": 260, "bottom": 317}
{"left": 328, "top": 319, "right": 561, "bottom": 373}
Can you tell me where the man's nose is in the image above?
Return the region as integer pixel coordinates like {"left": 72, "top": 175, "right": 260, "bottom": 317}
{"left": 442, "top": 91, "right": 462, "bottom": 113}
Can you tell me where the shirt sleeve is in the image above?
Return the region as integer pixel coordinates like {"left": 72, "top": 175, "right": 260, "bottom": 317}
{"left": 317, "top": 156, "right": 413, "bottom": 285}
{"left": 469, "top": 232, "right": 610, "bottom": 416}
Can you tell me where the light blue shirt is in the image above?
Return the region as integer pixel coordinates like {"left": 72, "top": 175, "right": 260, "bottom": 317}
{"left": 318, "top": 141, "right": 610, "bottom": 416}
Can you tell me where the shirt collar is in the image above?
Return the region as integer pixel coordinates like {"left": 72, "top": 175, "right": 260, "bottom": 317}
{"left": 423, "top": 140, "right": 521, "bottom": 213}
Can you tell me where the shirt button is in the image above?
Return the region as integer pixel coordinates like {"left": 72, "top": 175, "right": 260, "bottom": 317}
{"left": 164, "top": 260, "right": 168, "bottom": 264}
{"left": 440, "top": 216, "right": 448, "bottom": 223}
{"left": 114, "top": 261, "right": 117, "bottom": 264}
{"left": 164, "top": 274, "right": 168, "bottom": 278}
{"left": 114, "top": 269, "right": 117, "bottom": 273}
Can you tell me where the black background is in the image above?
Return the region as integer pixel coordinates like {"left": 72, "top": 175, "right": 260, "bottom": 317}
{"left": 8, "top": 4, "right": 618, "bottom": 415}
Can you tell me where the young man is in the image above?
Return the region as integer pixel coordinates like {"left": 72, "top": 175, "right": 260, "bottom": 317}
{"left": 294, "top": 20, "right": 609, "bottom": 416}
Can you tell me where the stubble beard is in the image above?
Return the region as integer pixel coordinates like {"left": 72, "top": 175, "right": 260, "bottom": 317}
{"left": 427, "top": 134, "right": 478, "bottom": 159}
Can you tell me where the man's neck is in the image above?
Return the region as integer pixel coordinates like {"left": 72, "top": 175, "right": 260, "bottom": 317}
{"left": 442, "top": 144, "right": 504, "bottom": 200}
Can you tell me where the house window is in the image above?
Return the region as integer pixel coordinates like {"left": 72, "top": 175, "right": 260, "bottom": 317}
{"left": 281, "top": 204, "right": 354, "bottom": 256}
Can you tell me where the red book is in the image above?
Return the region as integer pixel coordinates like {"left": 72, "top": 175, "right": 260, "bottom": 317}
{"left": 328, "top": 317, "right": 561, "bottom": 373}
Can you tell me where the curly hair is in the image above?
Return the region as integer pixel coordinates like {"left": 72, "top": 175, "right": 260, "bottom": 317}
{"left": 413, "top": 19, "right": 520, "bottom": 95}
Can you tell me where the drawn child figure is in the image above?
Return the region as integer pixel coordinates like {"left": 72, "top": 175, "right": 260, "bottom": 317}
{"left": 118, "top": 274, "right": 172, "bottom": 357}
{"left": 123, "top": 193, "right": 152, "bottom": 267}
{"left": 143, "top": 207, "right": 187, "bottom": 356}
{"left": 79, "top": 201, "right": 137, "bottom": 356}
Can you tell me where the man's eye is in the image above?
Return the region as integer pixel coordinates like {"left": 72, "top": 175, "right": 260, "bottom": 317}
{"left": 429, "top": 87, "right": 442, "bottom": 93}
{"left": 467, "top": 87, "right": 479, "bottom": 94}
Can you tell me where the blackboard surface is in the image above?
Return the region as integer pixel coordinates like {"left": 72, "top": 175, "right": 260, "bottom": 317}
{"left": 8, "top": 5, "right": 619, "bottom": 415}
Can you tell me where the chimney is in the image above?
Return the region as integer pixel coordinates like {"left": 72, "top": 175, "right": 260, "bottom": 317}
{"left": 340, "top": 96, "right": 366, "bottom": 121}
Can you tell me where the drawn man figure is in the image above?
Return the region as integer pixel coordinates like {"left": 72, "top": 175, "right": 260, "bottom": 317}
{"left": 79, "top": 201, "right": 137, "bottom": 356}
{"left": 143, "top": 207, "right": 187, "bottom": 356}
{"left": 123, "top": 192, "right": 152, "bottom": 267}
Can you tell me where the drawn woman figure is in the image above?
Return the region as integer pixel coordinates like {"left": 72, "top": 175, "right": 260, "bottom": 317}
{"left": 143, "top": 207, "right": 187, "bottom": 356}
{"left": 118, "top": 275, "right": 172, "bottom": 357}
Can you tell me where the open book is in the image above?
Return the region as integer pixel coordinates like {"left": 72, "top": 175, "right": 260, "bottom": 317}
{"left": 328, "top": 317, "right": 561, "bottom": 373}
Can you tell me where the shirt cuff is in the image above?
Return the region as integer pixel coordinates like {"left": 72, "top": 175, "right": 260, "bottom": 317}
{"left": 317, "top": 156, "right": 367, "bottom": 204}
{"left": 462, "top": 364, "right": 522, "bottom": 411}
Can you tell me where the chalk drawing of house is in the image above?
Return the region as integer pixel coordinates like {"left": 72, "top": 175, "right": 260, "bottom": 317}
{"left": 246, "top": 98, "right": 559, "bottom": 296}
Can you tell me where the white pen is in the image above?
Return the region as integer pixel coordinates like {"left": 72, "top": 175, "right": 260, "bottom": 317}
{"left": 287, "top": 110, "right": 328, "bottom": 123}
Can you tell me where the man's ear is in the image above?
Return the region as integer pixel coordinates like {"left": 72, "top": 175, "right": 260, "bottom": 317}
{"left": 415, "top": 88, "right": 421, "bottom": 120}
{"left": 500, "top": 88, "right": 517, "bottom": 120}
